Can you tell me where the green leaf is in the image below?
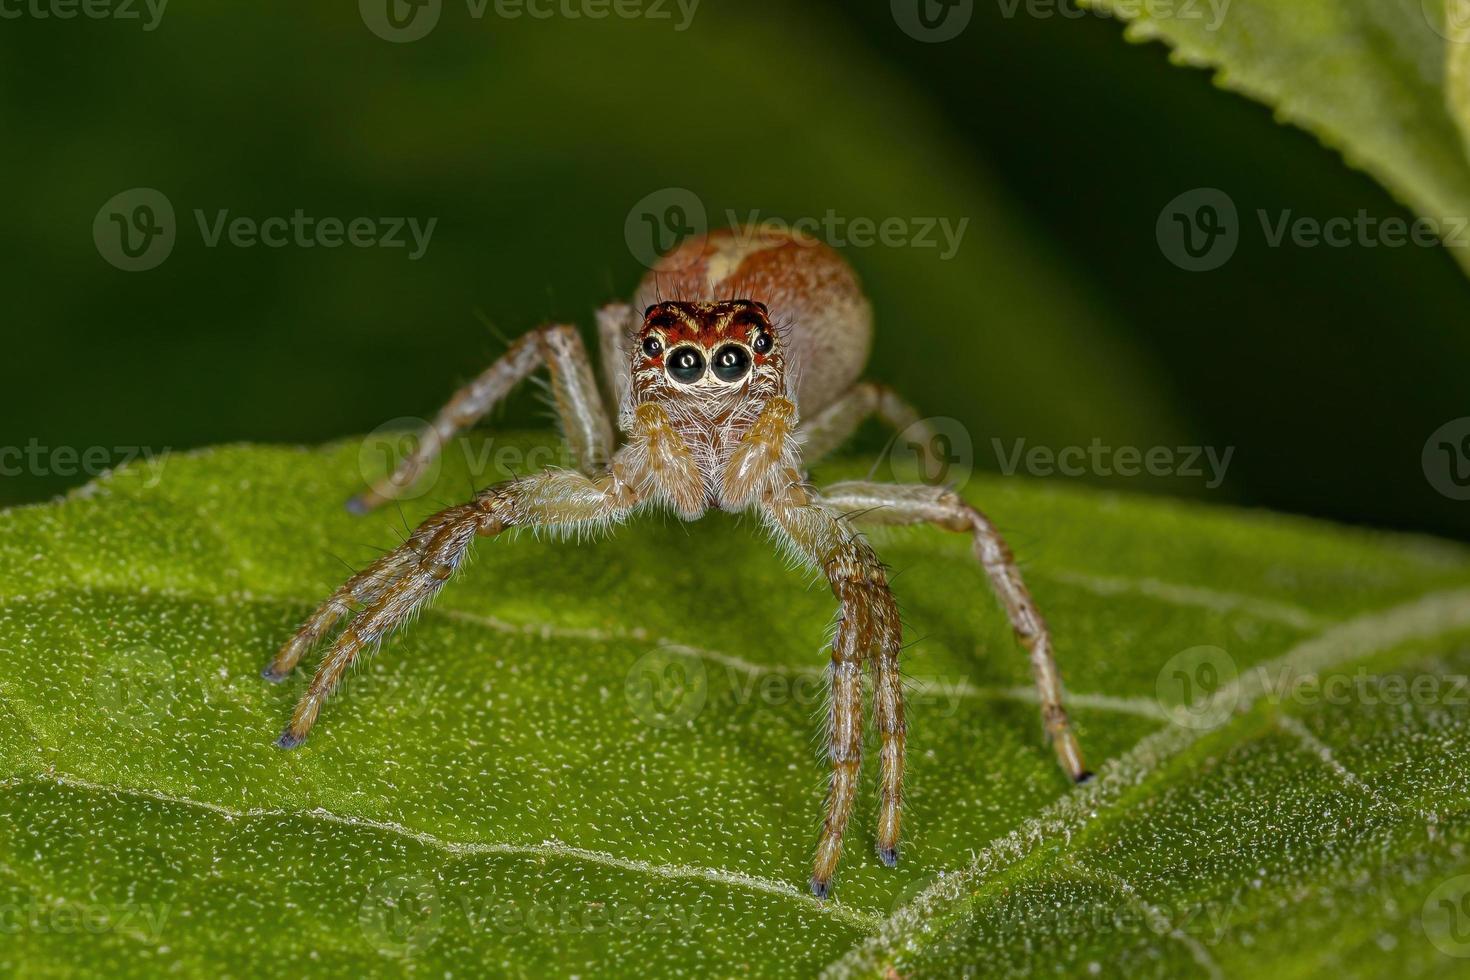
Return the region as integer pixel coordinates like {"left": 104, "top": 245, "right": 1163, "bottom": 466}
{"left": 2, "top": 433, "right": 1470, "bottom": 977}
{"left": 1078, "top": 0, "right": 1470, "bottom": 275}
{"left": 1449, "top": 0, "right": 1470, "bottom": 159}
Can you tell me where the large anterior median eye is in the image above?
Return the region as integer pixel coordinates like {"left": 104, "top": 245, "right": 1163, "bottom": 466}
{"left": 666, "top": 346, "right": 706, "bottom": 383}
{"left": 711, "top": 344, "right": 752, "bottom": 383}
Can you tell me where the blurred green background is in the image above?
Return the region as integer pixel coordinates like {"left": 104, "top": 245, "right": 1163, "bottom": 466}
{"left": 4, "top": 0, "right": 1469, "bottom": 538}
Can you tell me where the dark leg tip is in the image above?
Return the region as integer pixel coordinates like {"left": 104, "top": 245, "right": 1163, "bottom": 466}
{"left": 274, "top": 730, "right": 306, "bottom": 750}
{"left": 260, "top": 664, "right": 289, "bottom": 684}
{"left": 809, "top": 877, "right": 830, "bottom": 901}
{"left": 1074, "top": 770, "right": 1095, "bottom": 785}
{"left": 878, "top": 847, "right": 899, "bottom": 868}
{"left": 345, "top": 495, "right": 372, "bottom": 516}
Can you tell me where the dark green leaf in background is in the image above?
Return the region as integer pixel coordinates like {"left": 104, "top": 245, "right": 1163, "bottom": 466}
{"left": 1080, "top": 0, "right": 1470, "bottom": 275}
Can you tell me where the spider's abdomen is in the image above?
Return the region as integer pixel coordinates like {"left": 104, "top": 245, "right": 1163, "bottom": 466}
{"left": 632, "top": 225, "right": 872, "bottom": 415}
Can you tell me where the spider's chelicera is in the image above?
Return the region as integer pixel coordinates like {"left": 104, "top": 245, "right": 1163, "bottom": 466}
{"left": 262, "top": 224, "right": 1091, "bottom": 899}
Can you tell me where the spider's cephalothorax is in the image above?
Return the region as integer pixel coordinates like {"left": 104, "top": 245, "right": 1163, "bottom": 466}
{"left": 625, "top": 298, "right": 795, "bottom": 515}
{"left": 262, "top": 225, "right": 1092, "bottom": 899}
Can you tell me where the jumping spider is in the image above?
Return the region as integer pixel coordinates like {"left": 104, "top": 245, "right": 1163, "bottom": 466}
{"left": 263, "top": 225, "right": 1091, "bottom": 899}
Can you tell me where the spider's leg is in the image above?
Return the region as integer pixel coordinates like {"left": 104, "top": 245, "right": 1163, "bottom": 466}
{"left": 764, "top": 475, "right": 904, "bottom": 898}
{"left": 819, "top": 481, "right": 1092, "bottom": 783}
{"left": 797, "top": 381, "right": 933, "bottom": 467}
{"left": 871, "top": 607, "right": 905, "bottom": 867}
{"left": 276, "top": 502, "right": 484, "bottom": 746}
{"left": 595, "top": 302, "right": 637, "bottom": 414}
{"left": 275, "top": 463, "right": 643, "bottom": 748}
{"left": 350, "top": 323, "right": 614, "bottom": 513}
{"left": 263, "top": 515, "right": 452, "bottom": 681}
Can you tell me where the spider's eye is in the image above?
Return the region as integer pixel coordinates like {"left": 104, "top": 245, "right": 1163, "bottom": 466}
{"left": 641, "top": 336, "right": 663, "bottom": 358}
{"left": 666, "top": 346, "right": 706, "bottom": 383}
{"left": 752, "top": 331, "right": 773, "bottom": 355}
{"left": 711, "top": 344, "right": 752, "bottom": 383}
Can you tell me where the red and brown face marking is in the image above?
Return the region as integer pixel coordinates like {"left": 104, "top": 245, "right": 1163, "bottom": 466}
{"left": 637, "top": 299, "right": 777, "bottom": 388}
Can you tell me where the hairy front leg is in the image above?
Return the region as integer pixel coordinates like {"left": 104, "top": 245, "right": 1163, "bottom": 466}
{"left": 350, "top": 323, "right": 614, "bottom": 513}
{"left": 763, "top": 476, "right": 905, "bottom": 898}
{"left": 820, "top": 480, "right": 1091, "bottom": 783}
{"left": 272, "top": 461, "right": 643, "bottom": 748}
{"left": 263, "top": 513, "right": 464, "bottom": 682}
